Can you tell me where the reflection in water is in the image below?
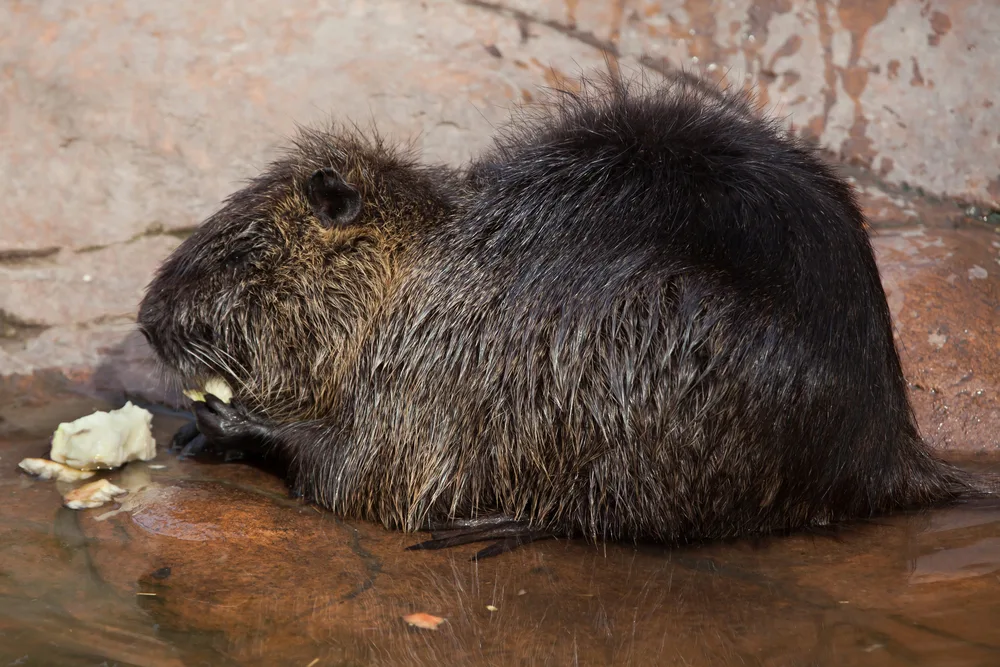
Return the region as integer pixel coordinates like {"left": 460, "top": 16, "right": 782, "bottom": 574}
{"left": 1, "top": 395, "right": 999, "bottom": 666}
{"left": 910, "top": 537, "right": 1000, "bottom": 584}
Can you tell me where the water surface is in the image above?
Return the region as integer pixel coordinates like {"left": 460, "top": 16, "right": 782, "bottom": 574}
{"left": 2, "top": 390, "right": 998, "bottom": 666}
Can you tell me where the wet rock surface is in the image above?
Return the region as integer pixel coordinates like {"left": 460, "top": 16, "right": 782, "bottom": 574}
{"left": 2, "top": 388, "right": 999, "bottom": 666}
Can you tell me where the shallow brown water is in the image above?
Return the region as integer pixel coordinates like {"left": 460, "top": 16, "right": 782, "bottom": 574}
{"left": 2, "top": 390, "right": 999, "bottom": 666}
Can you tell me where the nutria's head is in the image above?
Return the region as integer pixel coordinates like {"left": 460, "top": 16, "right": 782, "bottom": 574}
{"left": 138, "top": 126, "right": 453, "bottom": 420}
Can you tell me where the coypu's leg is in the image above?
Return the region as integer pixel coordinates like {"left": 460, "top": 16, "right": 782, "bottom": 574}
{"left": 407, "top": 517, "right": 556, "bottom": 560}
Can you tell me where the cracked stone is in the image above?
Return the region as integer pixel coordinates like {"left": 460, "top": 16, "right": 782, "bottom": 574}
{"left": 0, "top": 236, "right": 181, "bottom": 328}
{"left": 619, "top": 0, "right": 1000, "bottom": 208}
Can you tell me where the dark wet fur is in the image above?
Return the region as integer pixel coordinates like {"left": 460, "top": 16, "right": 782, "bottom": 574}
{"left": 138, "top": 73, "right": 993, "bottom": 553}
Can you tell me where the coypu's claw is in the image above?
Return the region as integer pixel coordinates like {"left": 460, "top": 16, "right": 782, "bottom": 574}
{"left": 406, "top": 517, "right": 555, "bottom": 560}
{"left": 169, "top": 420, "right": 237, "bottom": 460}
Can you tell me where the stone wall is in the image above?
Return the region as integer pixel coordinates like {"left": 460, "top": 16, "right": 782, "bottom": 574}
{"left": 1, "top": 0, "right": 997, "bottom": 449}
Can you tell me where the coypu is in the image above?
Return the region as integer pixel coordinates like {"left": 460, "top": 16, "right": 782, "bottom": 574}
{"left": 138, "top": 73, "right": 993, "bottom": 559}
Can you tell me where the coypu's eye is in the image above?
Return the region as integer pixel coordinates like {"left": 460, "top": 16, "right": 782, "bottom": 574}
{"left": 306, "top": 168, "right": 362, "bottom": 228}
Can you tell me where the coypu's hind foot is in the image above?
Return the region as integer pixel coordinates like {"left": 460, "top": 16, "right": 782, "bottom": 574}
{"left": 407, "top": 516, "right": 555, "bottom": 560}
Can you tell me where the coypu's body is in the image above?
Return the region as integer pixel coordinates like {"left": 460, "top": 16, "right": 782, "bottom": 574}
{"left": 138, "top": 75, "right": 982, "bottom": 555}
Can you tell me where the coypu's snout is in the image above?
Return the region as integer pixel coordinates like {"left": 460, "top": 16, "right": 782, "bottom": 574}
{"left": 137, "top": 220, "right": 245, "bottom": 397}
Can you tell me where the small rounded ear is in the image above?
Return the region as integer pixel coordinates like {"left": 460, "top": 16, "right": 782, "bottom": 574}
{"left": 306, "top": 168, "right": 362, "bottom": 228}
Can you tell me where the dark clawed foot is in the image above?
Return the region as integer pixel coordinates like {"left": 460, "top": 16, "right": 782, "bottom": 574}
{"left": 222, "top": 449, "right": 247, "bottom": 463}
{"left": 170, "top": 421, "right": 201, "bottom": 453}
{"left": 473, "top": 534, "right": 552, "bottom": 560}
{"left": 192, "top": 394, "right": 271, "bottom": 447}
{"left": 170, "top": 394, "right": 276, "bottom": 462}
{"left": 178, "top": 434, "right": 209, "bottom": 460}
{"left": 172, "top": 428, "right": 238, "bottom": 461}
{"left": 170, "top": 421, "right": 219, "bottom": 460}
{"left": 406, "top": 516, "right": 555, "bottom": 560}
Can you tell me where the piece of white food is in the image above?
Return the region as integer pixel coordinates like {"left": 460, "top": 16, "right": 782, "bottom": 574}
{"left": 18, "top": 458, "right": 96, "bottom": 482}
{"left": 49, "top": 401, "right": 156, "bottom": 471}
{"left": 182, "top": 377, "right": 234, "bottom": 404}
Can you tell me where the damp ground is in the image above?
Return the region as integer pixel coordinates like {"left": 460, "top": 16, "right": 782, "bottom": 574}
{"left": 2, "top": 388, "right": 999, "bottom": 667}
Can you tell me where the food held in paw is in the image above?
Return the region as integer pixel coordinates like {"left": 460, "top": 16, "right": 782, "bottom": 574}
{"left": 182, "top": 377, "right": 234, "bottom": 404}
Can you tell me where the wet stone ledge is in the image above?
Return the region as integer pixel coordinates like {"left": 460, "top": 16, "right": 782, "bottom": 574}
{"left": 1, "top": 391, "right": 999, "bottom": 665}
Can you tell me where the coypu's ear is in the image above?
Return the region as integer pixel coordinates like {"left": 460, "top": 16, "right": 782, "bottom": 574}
{"left": 306, "top": 168, "right": 362, "bottom": 228}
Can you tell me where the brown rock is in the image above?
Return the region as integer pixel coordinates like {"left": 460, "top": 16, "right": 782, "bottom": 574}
{"left": 2, "top": 392, "right": 998, "bottom": 665}
{"left": 874, "top": 223, "right": 1000, "bottom": 452}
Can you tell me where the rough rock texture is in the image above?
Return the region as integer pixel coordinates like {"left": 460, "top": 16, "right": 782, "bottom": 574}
{"left": 876, "top": 224, "right": 1000, "bottom": 452}
{"left": 1, "top": 0, "right": 998, "bottom": 450}
{"left": 619, "top": 0, "right": 1000, "bottom": 206}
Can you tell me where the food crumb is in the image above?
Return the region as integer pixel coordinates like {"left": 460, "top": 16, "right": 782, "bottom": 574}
{"left": 63, "top": 479, "right": 128, "bottom": 510}
{"left": 19, "top": 458, "right": 96, "bottom": 482}
{"left": 402, "top": 612, "right": 446, "bottom": 630}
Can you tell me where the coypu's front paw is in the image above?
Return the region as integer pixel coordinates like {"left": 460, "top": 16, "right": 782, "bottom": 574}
{"left": 171, "top": 394, "right": 275, "bottom": 462}
{"left": 193, "top": 394, "right": 274, "bottom": 453}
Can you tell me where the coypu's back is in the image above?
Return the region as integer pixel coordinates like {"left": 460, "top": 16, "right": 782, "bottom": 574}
{"left": 140, "top": 74, "right": 983, "bottom": 550}
{"left": 328, "top": 75, "right": 974, "bottom": 540}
